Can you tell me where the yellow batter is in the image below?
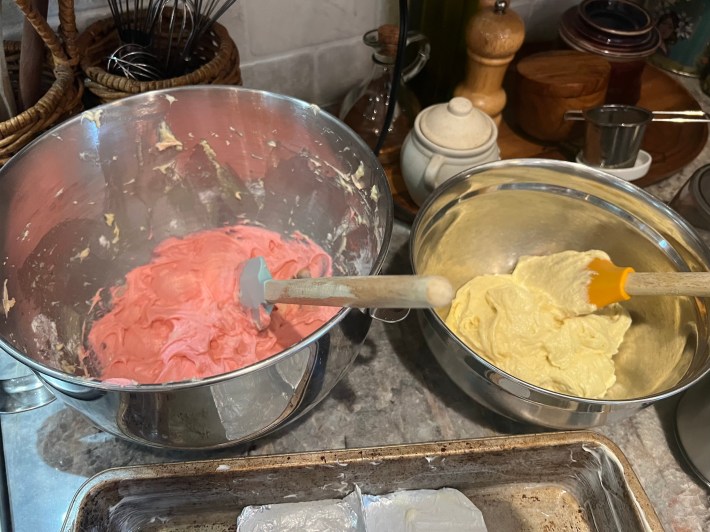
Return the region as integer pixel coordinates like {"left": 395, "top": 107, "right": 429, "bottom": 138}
{"left": 445, "top": 250, "right": 631, "bottom": 399}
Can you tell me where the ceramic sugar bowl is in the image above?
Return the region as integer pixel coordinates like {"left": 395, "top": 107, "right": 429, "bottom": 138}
{"left": 401, "top": 97, "right": 500, "bottom": 206}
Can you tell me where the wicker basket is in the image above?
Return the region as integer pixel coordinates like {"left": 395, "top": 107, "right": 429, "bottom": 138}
{"left": 77, "top": 14, "right": 242, "bottom": 103}
{"left": 0, "top": 0, "right": 84, "bottom": 166}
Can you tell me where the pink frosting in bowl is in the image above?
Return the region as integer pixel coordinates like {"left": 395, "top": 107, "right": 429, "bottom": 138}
{"left": 86, "top": 225, "right": 338, "bottom": 385}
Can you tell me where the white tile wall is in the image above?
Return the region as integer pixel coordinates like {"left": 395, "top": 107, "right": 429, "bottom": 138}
{"left": 1, "top": 0, "right": 580, "bottom": 107}
{"left": 219, "top": 0, "right": 390, "bottom": 107}
{"left": 239, "top": 0, "right": 380, "bottom": 58}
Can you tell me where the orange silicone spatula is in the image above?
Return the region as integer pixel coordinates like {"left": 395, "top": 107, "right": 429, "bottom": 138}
{"left": 587, "top": 258, "right": 710, "bottom": 308}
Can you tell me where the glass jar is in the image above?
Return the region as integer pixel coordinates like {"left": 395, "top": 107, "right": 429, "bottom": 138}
{"left": 339, "top": 25, "right": 430, "bottom": 165}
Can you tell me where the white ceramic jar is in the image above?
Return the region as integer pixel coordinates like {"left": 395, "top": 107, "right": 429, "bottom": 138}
{"left": 401, "top": 97, "right": 500, "bottom": 206}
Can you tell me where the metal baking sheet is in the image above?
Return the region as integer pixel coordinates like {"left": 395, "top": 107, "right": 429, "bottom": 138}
{"left": 62, "top": 431, "right": 662, "bottom": 531}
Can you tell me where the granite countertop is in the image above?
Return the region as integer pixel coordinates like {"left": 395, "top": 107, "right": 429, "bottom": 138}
{"left": 2, "top": 77, "right": 710, "bottom": 531}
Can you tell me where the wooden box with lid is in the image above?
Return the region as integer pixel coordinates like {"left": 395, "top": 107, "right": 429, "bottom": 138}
{"left": 513, "top": 50, "right": 611, "bottom": 142}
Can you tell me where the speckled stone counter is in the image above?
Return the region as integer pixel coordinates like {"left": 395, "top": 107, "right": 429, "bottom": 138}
{"left": 2, "top": 77, "right": 710, "bottom": 532}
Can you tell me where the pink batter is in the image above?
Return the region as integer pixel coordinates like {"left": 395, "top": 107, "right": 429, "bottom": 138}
{"left": 86, "top": 225, "right": 338, "bottom": 384}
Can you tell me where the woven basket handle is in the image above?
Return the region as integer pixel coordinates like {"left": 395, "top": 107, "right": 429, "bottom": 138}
{"left": 12, "top": 0, "right": 79, "bottom": 66}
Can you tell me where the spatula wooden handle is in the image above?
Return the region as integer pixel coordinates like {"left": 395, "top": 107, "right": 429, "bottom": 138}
{"left": 264, "top": 275, "right": 454, "bottom": 308}
{"left": 625, "top": 272, "right": 710, "bottom": 297}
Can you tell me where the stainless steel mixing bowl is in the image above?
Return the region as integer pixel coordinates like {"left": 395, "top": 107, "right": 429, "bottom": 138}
{"left": 410, "top": 159, "right": 710, "bottom": 429}
{"left": 0, "top": 87, "right": 392, "bottom": 449}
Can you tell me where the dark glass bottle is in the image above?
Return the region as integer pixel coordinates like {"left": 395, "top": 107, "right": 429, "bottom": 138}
{"left": 407, "top": 0, "right": 480, "bottom": 107}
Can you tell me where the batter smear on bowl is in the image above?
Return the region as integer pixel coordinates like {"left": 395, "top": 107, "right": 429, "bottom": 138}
{"left": 86, "top": 225, "right": 338, "bottom": 384}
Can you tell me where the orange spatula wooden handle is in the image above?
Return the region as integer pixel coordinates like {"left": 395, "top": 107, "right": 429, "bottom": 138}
{"left": 588, "top": 258, "right": 710, "bottom": 307}
{"left": 625, "top": 272, "right": 710, "bottom": 297}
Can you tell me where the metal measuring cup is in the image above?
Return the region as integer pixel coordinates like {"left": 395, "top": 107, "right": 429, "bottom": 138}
{"left": 565, "top": 105, "right": 710, "bottom": 169}
{"left": 566, "top": 105, "right": 652, "bottom": 169}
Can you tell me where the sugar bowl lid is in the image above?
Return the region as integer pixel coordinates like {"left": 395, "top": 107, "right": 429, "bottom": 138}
{"left": 418, "top": 97, "right": 493, "bottom": 151}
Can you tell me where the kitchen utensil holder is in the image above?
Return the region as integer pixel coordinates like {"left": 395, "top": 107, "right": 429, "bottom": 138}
{"left": 0, "top": 0, "right": 83, "bottom": 167}
{"left": 76, "top": 13, "right": 242, "bottom": 103}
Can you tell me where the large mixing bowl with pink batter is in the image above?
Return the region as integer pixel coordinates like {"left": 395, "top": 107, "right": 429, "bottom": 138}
{"left": 0, "top": 87, "right": 392, "bottom": 449}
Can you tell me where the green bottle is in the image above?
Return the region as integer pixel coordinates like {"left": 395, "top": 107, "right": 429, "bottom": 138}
{"left": 408, "top": 0, "right": 480, "bottom": 107}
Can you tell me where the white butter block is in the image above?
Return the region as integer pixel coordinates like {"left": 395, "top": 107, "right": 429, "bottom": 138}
{"left": 361, "top": 488, "right": 487, "bottom": 532}
{"left": 237, "top": 497, "right": 363, "bottom": 532}
{"left": 236, "top": 487, "right": 487, "bottom": 532}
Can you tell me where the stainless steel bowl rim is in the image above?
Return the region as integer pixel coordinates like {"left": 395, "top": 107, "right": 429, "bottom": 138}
{"left": 0, "top": 85, "right": 394, "bottom": 393}
{"left": 410, "top": 158, "right": 710, "bottom": 405}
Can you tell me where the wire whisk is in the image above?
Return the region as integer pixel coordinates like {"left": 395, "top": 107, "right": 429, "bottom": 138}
{"left": 106, "top": 43, "right": 164, "bottom": 81}
{"left": 105, "top": 0, "right": 238, "bottom": 81}
{"left": 153, "top": 0, "right": 197, "bottom": 76}
{"left": 183, "top": 0, "right": 239, "bottom": 63}
{"left": 106, "top": 0, "right": 163, "bottom": 47}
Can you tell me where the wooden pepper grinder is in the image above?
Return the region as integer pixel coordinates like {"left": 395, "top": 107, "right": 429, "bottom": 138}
{"left": 454, "top": 0, "right": 525, "bottom": 125}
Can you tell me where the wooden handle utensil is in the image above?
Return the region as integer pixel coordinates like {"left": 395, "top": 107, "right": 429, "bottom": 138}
{"left": 239, "top": 257, "right": 453, "bottom": 310}
{"left": 587, "top": 258, "right": 710, "bottom": 307}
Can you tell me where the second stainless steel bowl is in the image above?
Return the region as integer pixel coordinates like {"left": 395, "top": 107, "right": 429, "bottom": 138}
{"left": 410, "top": 159, "right": 710, "bottom": 429}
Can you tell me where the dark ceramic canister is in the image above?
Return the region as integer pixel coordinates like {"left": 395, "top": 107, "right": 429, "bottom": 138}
{"left": 559, "top": 0, "right": 661, "bottom": 105}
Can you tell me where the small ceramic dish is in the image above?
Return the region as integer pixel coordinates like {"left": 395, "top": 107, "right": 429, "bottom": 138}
{"left": 576, "top": 149, "right": 652, "bottom": 181}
